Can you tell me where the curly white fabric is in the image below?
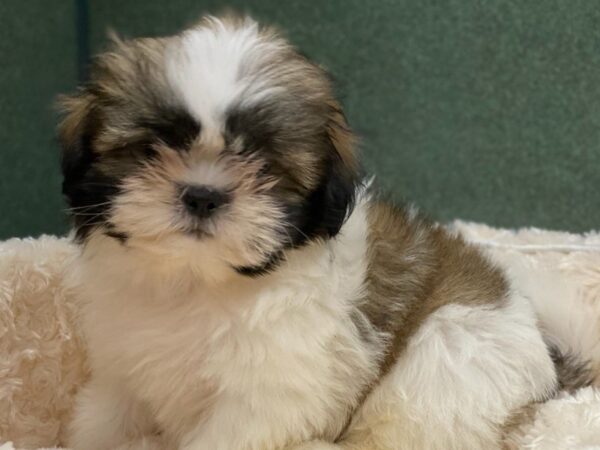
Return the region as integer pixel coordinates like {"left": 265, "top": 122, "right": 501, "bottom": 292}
{"left": 0, "top": 222, "right": 599, "bottom": 450}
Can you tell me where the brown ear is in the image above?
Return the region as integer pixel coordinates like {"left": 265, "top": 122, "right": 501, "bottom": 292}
{"left": 57, "top": 93, "right": 99, "bottom": 194}
{"left": 57, "top": 92, "right": 120, "bottom": 241}
{"left": 57, "top": 93, "right": 96, "bottom": 152}
{"left": 326, "top": 99, "right": 360, "bottom": 176}
{"left": 308, "top": 100, "right": 361, "bottom": 238}
{"left": 59, "top": 92, "right": 109, "bottom": 205}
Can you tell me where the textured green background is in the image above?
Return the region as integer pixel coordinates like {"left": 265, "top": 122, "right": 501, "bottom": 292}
{"left": 0, "top": 1, "right": 77, "bottom": 239}
{"left": 1, "top": 0, "right": 599, "bottom": 239}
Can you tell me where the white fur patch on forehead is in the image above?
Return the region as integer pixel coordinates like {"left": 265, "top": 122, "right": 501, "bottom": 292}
{"left": 165, "top": 17, "right": 286, "bottom": 132}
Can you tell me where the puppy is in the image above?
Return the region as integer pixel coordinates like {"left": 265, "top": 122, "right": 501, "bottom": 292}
{"left": 60, "top": 15, "right": 563, "bottom": 450}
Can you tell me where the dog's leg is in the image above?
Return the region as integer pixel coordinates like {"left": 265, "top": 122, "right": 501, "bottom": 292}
{"left": 68, "top": 376, "right": 158, "bottom": 450}
{"left": 351, "top": 297, "right": 555, "bottom": 450}
{"left": 292, "top": 296, "right": 557, "bottom": 450}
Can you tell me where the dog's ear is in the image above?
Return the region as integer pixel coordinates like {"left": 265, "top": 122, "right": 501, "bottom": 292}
{"left": 57, "top": 92, "right": 121, "bottom": 241}
{"left": 57, "top": 92, "right": 99, "bottom": 198}
{"left": 307, "top": 100, "right": 361, "bottom": 238}
{"left": 326, "top": 100, "right": 359, "bottom": 178}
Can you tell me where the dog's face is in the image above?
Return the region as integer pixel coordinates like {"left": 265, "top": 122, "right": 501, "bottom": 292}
{"left": 59, "top": 16, "right": 358, "bottom": 280}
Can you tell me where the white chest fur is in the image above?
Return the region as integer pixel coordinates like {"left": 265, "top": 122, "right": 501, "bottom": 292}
{"left": 72, "top": 201, "right": 379, "bottom": 449}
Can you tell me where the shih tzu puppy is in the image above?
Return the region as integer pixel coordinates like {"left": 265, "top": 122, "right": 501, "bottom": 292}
{"left": 59, "top": 15, "right": 586, "bottom": 450}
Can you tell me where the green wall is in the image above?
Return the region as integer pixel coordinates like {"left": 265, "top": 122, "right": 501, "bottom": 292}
{"left": 0, "top": 1, "right": 77, "bottom": 239}
{"left": 1, "top": 1, "right": 599, "bottom": 239}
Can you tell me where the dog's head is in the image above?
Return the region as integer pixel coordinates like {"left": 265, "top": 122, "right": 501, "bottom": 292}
{"left": 59, "top": 16, "right": 359, "bottom": 281}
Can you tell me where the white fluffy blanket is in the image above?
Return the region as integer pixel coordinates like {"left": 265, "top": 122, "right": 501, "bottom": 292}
{"left": 1, "top": 223, "right": 599, "bottom": 450}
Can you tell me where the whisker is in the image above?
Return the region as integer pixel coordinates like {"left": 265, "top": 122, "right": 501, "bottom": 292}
{"left": 75, "top": 183, "right": 121, "bottom": 189}
{"left": 77, "top": 215, "right": 108, "bottom": 228}
{"left": 74, "top": 222, "right": 106, "bottom": 229}
{"left": 65, "top": 201, "right": 114, "bottom": 212}
{"left": 64, "top": 212, "right": 106, "bottom": 216}
{"left": 281, "top": 220, "right": 310, "bottom": 242}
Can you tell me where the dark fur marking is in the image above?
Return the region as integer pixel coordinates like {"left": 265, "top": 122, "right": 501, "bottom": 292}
{"left": 225, "top": 105, "right": 277, "bottom": 154}
{"left": 549, "top": 344, "right": 594, "bottom": 392}
{"left": 66, "top": 172, "right": 121, "bottom": 242}
{"left": 234, "top": 252, "right": 283, "bottom": 277}
{"left": 104, "top": 222, "right": 129, "bottom": 243}
{"left": 235, "top": 147, "right": 358, "bottom": 278}
{"left": 282, "top": 138, "right": 358, "bottom": 246}
{"left": 139, "top": 108, "right": 201, "bottom": 150}
{"left": 61, "top": 109, "right": 123, "bottom": 242}
{"left": 104, "top": 230, "right": 128, "bottom": 243}
{"left": 336, "top": 202, "right": 513, "bottom": 441}
{"left": 227, "top": 97, "right": 359, "bottom": 277}
{"left": 104, "top": 138, "right": 158, "bottom": 166}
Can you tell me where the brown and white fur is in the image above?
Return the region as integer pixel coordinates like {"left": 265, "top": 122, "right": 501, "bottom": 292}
{"left": 59, "top": 15, "right": 576, "bottom": 450}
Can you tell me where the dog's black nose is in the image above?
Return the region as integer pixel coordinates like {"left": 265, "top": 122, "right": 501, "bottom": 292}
{"left": 182, "top": 185, "right": 229, "bottom": 219}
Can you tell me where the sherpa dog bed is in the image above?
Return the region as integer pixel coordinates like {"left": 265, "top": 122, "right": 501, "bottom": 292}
{"left": 1, "top": 223, "right": 600, "bottom": 450}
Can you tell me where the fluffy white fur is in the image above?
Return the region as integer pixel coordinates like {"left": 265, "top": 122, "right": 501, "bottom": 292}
{"left": 516, "top": 387, "right": 600, "bottom": 449}
{"left": 68, "top": 194, "right": 381, "bottom": 450}
{"left": 453, "top": 221, "right": 600, "bottom": 386}
{"left": 166, "top": 17, "right": 286, "bottom": 131}
{"left": 339, "top": 294, "right": 556, "bottom": 450}
{"left": 71, "top": 185, "right": 562, "bottom": 450}
{"left": 2, "top": 221, "right": 600, "bottom": 450}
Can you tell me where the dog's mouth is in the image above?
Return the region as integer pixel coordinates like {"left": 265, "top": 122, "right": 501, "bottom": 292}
{"left": 182, "top": 222, "right": 216, "bottom": 240}
{"left": 189, "top": 228, "right": 214, "bottom": 239}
